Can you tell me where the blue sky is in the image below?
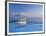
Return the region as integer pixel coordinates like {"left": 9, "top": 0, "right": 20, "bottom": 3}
{"left": 9, "top": 3, "right": 43, "bottom": 17}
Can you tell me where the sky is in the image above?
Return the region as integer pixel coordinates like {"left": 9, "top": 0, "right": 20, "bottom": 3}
{"left": 9, "top": 3, "right": 43, "bottom": 17}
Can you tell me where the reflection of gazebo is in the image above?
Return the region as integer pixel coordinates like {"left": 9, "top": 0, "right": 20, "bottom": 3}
{"left": 15, "top": 15, "right": 27, "bottom": 24}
